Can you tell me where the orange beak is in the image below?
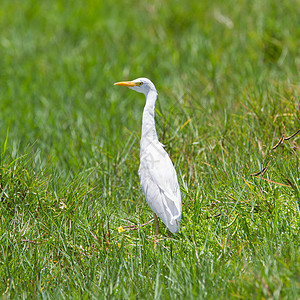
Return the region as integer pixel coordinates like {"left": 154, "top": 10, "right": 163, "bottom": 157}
{"left": 114, "top": 81, "right": 137, "bottom": 87}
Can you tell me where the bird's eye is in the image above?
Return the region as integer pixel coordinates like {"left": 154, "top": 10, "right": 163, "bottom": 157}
{"left": 136, "top": 82, "right": 143, "bottom": 86}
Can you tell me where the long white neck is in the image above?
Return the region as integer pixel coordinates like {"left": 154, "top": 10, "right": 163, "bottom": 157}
{"left": 140, "top": 90, "right": 159, "bottom": 149}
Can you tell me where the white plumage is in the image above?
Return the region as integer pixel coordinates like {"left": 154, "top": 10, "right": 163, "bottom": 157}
{"left": 114, "top": 78, "right": 182, "bottom": 233}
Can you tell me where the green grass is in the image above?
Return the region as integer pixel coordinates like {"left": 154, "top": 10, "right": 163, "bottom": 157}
{"left": 0, "top": 0, "right": 300, "bottom": 298}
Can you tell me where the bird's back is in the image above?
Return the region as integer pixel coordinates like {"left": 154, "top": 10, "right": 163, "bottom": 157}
{"left": 138, "top": 139, "right": 182, "bottom": 233}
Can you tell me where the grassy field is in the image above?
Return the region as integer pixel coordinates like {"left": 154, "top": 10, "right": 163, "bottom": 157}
{"left": 0, "top": 0, "right": 300, "bottom": 298}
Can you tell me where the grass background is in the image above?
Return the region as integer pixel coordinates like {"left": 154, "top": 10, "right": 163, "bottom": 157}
{"left": 0, "top": 0, "right": 300, "bottom": 298}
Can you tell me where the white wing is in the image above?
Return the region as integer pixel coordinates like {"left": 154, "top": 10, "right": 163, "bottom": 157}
{"left": 138, "top": 140, "right": 182, "bottom": 233}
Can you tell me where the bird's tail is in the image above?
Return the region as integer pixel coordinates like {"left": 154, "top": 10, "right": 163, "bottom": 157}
{"left": 161, "top": 190, "right": 181, "bottom": 226}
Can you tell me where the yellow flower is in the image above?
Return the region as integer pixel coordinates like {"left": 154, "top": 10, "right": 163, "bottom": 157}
{"left": 118, "top": 226, "right": 125, "bottom": 233}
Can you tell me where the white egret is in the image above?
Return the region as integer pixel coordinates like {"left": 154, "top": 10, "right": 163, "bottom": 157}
{"left": 114, "top": 78, "right": 182, "bottom": 234}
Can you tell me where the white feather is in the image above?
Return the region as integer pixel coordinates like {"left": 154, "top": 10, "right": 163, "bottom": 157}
{"left": 139, "top": 140, "right": 181, "bottom": 233}
{"left": 114, "top": 77, "right": 182, "bottom": 233}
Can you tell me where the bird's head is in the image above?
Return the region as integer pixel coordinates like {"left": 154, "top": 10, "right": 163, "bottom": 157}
{"left": 114, "top": 77, "right": 157, "bottom": 96}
